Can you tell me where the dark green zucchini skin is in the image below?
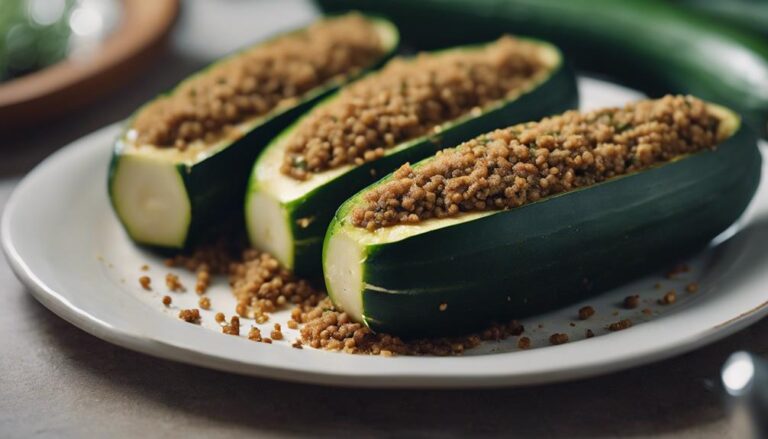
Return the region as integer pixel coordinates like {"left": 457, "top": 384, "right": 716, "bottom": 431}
{"left": 287, "top": 62, "right": 578, "bottom": 276}
{"left": 677, "top": 0, "right": 768, "bottom": 38}
{"left": 318, "top": 0, "right": 768, "bottom": 139}
{"left": 108, "top": 17, "right": 398, "bottom": 249}
{"left": 352, "top": 123, "right": 761, "bottom": 337}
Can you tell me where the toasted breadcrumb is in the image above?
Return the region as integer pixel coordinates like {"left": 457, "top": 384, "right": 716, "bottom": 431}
{"left": 659, "top": 290, "right": 677, "bottom": 305}
{"left": 623, "top": 295, "right": 640, "bottom": 309}
{"left": 608, "top": 319, "right": 633, "bottom": 331}
{"left": 139, "top": 276, "right": 151, "bottom": 291}
{"left": 165, "top": 273, "right": 185, "bottom": 292}
{"left": 162, "top": 295, "right": 172, "bottom": 306}
{"left": 248, "top": 327, "right": 262, "bottom": 342}
{"left": 549, "top": 333, "right": 569, "bottom": 345}
{"left": 178, "top": 308, "right": 201, "bottom": 324}
{"left": 281, "top": 36, "right": 548, "bottom": 180}
{"left": 223, "top": 316, "right": 240, "bottom": 335}
{"left": 352, "top": 96, "right": 720, "bottom": 230}
{"left": 578, "top": 306, "right": 595, "bottom": 320}
{"left": 134, "top": 14, "right": 385, "bottom": 149}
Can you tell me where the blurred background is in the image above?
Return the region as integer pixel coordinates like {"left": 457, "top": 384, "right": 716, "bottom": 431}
{"left": 0, "top": 0, "right": 319, "bottom": 175}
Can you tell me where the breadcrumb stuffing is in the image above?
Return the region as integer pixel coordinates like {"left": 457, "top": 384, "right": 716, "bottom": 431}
{"left": 133, "top": 14, "right": 385, "bottom": 149}
{"left": 296, "top": 297, "right": 525, "bottom": 356}
{"left": 281, "top": 36, "right": 549, "bottom": 180}
{"left": 178, "top": 308, "right": 201, "bottom": 324}
{"left": 351, "top": 95, "right": 721, "bottom": 230}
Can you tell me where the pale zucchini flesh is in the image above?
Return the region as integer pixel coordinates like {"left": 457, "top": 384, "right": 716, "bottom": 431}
{"left": 246, "top": 39, "right": 578, "bottom": 276}
{"left": 322, "top": 106, "right": 761, "bottom": 337}
{"left": 108, "top": 17, "right": 399, "bottom": 249}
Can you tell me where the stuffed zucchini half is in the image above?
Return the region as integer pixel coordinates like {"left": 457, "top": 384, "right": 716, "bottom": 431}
{"left": 246, "top": 36, "right": 577, "bottom": 276}
{"left": 319, "top": 0, "right": 768, "bottom": 139}
{"left": 108, "top": 14, "right": 398, "bottom": 249}
{"left": 323, "top": 96, "right": 762, "bottom": 337}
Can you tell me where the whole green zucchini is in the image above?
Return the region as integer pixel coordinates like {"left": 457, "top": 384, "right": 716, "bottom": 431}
{"left": 677, "top": 0, "right": 768, "bottom": 38}
{"left": 318, "top": 0, "right": 768, "bottom": 139}
{"left": 323, "top": 102, "right": 761, "bottom": 337}
{"left": 245, "top": 38, "right": 578, "bottom": 276}
{"left": 108, "top": 14, "right": 398, "bottom": 249}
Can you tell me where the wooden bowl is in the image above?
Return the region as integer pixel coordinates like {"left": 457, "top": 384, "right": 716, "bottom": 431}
{"left": 0, "top": 0, "right": 179, "bottom": 131}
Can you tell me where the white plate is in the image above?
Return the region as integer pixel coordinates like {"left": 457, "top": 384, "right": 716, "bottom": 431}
{"left": 3, "top": 78, "right": 768, "bottom": 388}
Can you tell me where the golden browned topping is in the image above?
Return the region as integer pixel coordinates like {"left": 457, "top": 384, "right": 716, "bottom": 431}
{"left": 517, "top": 336, "right": 531, "bottom": 349}
{"left": 578, "top": 306, "right": 595, "bottom": 320}
{"left": 162, "top": 295, "right": 172, "bottom": 306}
{"left": 198, "top": 296, "right": 211, "bottom": 310}
{"left": 132, "top": 14, "right": 385, "bottom": 149}
{"left": 165, "top": 273, "right": 185, "bottom": 292}
{"left": 138, "top": 275, "right": 151, "bottom": 291}
{"left": 686, "top": 282, "right": 699, "bottom": 293}
{"left": 608, "top": 319, "right": 633, "bottom": 331}
{"left": 281, "top": 36, "right": 548, "bottom": 180}
{"left": 623, "top": 295, "right": 640, "bottom": 309}
{"left": 178, "top": 308, "right": 201, "bottom": 323}
{"left": 351, "top": 95, "right": 721, "bottom": 229}
{"left": 549, "top": 333, "right": 569, "bottom": 345}
{"left": 659, "top": 290, "right": 677, "bottom": 305}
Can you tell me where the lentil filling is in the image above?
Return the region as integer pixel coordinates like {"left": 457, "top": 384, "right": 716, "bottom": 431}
{"left": 351, "top": 95, "right": 722, "bottom": 230}
{"left": 131, "top": 14, "right": 385, "bottom": 149}
{"left": 280, "top": 36, "right": 550, "bottom": 180}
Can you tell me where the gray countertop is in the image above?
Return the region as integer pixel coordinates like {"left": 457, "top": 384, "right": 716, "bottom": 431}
{"left": 1, "top": 1, "right": 766, "bottom": 437}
